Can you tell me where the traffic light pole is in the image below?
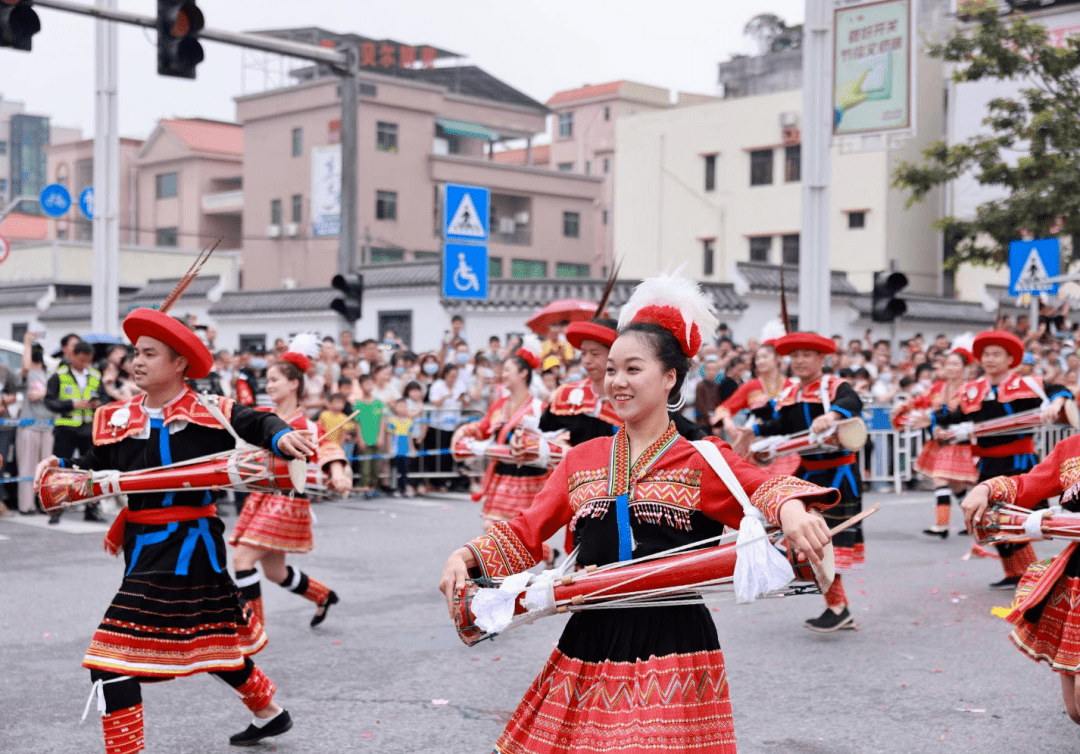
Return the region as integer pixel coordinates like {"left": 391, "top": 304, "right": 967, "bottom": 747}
{"left": 798, "top": 0, "right": 833, "bottom": 335}
{"left": 90, "top": 0, "right": 119, "bottom": 335}
{"left": 339, "top": 49, "right": 359, "bottom": 278}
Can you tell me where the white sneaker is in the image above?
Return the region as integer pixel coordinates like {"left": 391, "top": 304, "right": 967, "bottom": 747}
{"left": 405, "top": 486, "right": 416, "bottom": 498}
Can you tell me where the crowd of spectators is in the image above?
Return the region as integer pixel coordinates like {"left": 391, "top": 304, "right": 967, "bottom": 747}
{"left": 5, "top": 304, "right": 1080, "bottom": 514}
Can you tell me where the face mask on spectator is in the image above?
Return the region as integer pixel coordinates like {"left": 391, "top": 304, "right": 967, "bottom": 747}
{"left": 456, "top": 352, "right": 469, "bottom": 365}
{"left": 477, "top": 367, "right": 494, "bottom": 379}
{"left": 394, "top": 366, "right": 405, "bottom": 376}
{"left": 423, "top": 362, "right": 439, "bottom": 375}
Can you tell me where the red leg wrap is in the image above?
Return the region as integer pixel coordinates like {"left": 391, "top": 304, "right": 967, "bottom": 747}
{"left": 244, "top": 595, "right": 265, "bottom": 629}
{"left": 1003, "top": 544, "right": 1037, "bottom": 579}
{"left": 935, "top": 503, "right": 950, "bottom": 527}
{"left": 236, "top": 666, "right": 276, "bottom": 713}
{"left": 302, "top": 577, "right": 332, "bottom": 606}
{"left": 824, "top": 575, "right": 848, "bottom": 610}
{"left": 102, "top": 704, "right": 144, "bottom": 754}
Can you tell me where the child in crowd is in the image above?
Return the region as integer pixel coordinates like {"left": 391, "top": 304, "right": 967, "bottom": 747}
{"left": 355, "top": 374, "right": 385, "bottom": 498}
{"left": 386, "top": 397, "right": 415, "bottom": 498}
{"left": 317, "top": 393, "right": 354, "bottom": 452}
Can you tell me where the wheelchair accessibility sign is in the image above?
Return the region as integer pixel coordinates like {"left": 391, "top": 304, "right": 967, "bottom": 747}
{"left": 443, "top": 243, "right": 488, "bottom": 300}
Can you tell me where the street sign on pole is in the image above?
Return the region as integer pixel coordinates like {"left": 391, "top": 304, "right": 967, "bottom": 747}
{"left": 39, "top": 183, "right": 71, "bottom": 217}
{"left": 444, "top": 183, "right": 489, "bottom": 242}
{"left": 443, "top": 243, "right": 488, "bottom": 300}
{"left": 1009, "top": 238, "right": 1060, "bottom": 296}
{"left": 0, "top": 234, "right": 9, "bottom": 265}
{"left": 79, "top": 186, "right": 94, "bottom": 220}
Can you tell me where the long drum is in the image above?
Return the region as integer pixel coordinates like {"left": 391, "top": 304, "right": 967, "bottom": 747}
{"left": 943, "top": 400, "right": 1080, "bottom": 444}
{"left": 452, "top": 534, "right": 829, "bottom": 646}
{"left": 38, "top": 449, "right": 309, "bottom": 513}
{"left": 451, "top": 433, "right": 566, "bottom": 470}
{"left": 749, "top": 418, "right": 868, "bottom": 464}
{"left": 974, "top": 503, "right": 1080, "bottom": 546}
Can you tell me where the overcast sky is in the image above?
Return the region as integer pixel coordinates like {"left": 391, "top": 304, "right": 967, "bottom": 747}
{"left": 0, "top": 0, "right": 807, "bottom": 139}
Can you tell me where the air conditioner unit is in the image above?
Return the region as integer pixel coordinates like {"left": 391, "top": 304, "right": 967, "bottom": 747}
{"left": 779, "top": 111, "right": 799, "bottom": 128}
{"left": 514, "top": 211, "right": 530, "bottom": 225}
{"left": 267, "top": 224, "right": 281, "bottom": 238}
{"left": 498, "top": 217, "right": 516, "bottom": 234}
{"left": 284, "top": 222, "right": 300, "bottom": 237}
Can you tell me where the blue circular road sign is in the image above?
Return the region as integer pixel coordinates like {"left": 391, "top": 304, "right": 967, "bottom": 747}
{"left": 79, "top": 186, "right": 94, "bottom": 220}
{"left": 39, "top": 184, "right": 71, "bottom": 218}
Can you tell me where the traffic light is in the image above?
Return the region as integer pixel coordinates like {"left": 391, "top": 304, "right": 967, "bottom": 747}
{"left": 157, "top": 1, "right": 204, "bottom": 79}
{"left": 871, "top": 271, "right": 908, "bottom": 323}
{"left": 0, "top": 0, "right": 40, "bottom": 51}
{"left": 331, "top": 274, "right": 364, "bottom": 323}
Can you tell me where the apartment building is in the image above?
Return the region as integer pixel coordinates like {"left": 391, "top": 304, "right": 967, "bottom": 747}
{"left": 0, "top": 94, "right": 81, "bottom": 207}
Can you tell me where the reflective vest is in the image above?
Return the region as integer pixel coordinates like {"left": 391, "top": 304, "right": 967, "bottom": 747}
{"left": 54, "top": 364, "right": 101, "bottom": 427}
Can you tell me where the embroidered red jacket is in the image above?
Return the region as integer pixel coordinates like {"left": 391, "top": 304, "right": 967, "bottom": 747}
{"left": 93, "top": 389, "right": 238, "bottom": 445}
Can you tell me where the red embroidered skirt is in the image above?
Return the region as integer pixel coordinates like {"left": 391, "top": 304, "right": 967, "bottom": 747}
{"left": 481, "top": 471, "right": 549, "bottom": 523}
{"left": 1011, "top": 572, "right": 1080, "bottom": 675}
{"left": 494, "top": 648, "right": 735, "bottom": 754}
{"left": 914, "top": 440, "right": 978, "bottom": 484}
{"left": 230, "top": 492, "right": 313, "bottom": 553}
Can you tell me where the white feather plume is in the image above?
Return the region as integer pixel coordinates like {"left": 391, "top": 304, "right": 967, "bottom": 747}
{"left": 617, "top": 265, "right": 719, "bottom": 354}
{"left": 950, "top": 332, "right": 975, "bottom": 355}
{"left": 288, "top": 332, "right": 321, "bottom": 360}
{"left": 760, "top": 320, "right": 787, "bottom": 343}
{"left": 518, "top": 333, "right": 543, "bottom": 361}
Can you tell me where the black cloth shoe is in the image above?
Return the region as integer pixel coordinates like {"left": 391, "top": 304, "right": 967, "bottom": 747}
{"left": 48, "top": 513, "right": 62, "bottom": 525}
{"left": 83, "top": 508, "right": 105, "bottom": 523}
{"left": 229, "top": 710, "right": 292, "bottom": 746}
{"left": 989, "top": 576, "right": 1021, "bottom": 591}
{"left": 804, "top": 607, "right": 855, "bottom": 633}
{"left": 958, "top": 529, "right": 970, "bottom": 536}
{"left": 311, "top": 590, "right": 339, "bottom": 627}
{"left": 922, "top": 527, "right": 948, "bottom": 540}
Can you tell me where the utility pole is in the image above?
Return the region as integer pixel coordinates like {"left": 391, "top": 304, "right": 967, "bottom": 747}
{"left": 799, "top": 0, "right": 833, "bottom": 335}
{"left": 90, "top": 0, "right": 119, "bottom": 334}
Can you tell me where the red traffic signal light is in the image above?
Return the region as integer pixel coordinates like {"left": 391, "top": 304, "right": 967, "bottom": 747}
{"left": 157, "top": 1, "right": 204, "bottom": 79}
{"left": 0, "top": 0, "right": 40, "bottom": 51}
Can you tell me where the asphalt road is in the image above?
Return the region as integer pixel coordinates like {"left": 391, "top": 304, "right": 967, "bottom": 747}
{"left": 1, "top": 489, "right": 1077, "bottom": 754}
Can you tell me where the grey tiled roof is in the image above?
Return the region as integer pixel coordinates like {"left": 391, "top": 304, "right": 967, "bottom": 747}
{"left": 736, "top": 262, "right": 860, "bottom": 297}
{"left": 359, "top": 263, "right": 441, "bottom": 288}
{"left": 210, "top": 288, "right": 339, "bottom": 315}
{"left": 125, "top": 276, "right": 222, "bottom": 310}
{"left": 444, "top": 278, "right": 747, "bottom": 312}
{"left": 0, "top": 284, "right": 51, "bottom": 309}
{"left": 850, "top": 294, "right": 997, "bottom": 325}
{"left": 39, "top": 298, "right": 93, "bottom": 322}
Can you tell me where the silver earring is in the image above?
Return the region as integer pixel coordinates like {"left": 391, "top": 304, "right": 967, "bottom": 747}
{"left": 667, "top": 394, "right": 686, "bottom": 412}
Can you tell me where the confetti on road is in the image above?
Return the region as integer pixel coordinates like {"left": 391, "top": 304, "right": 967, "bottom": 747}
{"left": 432, "top": 699, "right": 449, "bottom": 705}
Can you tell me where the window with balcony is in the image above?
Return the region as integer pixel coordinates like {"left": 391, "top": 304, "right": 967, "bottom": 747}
{"left": 291, "top": 127, "right": 303, "bottom": 157}
{"left": 376, "top": 190, "right": 397, "bottom": 220}
{"left": 557, "top": 162, "right": 573, "bottom": 172}
{"left": 785, "top": 145, "right": 801, "bottom": 182}
{"left": 557, "top": 262, "right": 589, "bottom": 278}
{"left": 291, "top": 194, "right": 302, "bottom": 223}
{"left": 512, "top": 259, "right": 547, "bottom": 278}
{"left": 749, "top": 236, "right": 771, "bottom": 262}
{"left": 702, "top": 238, "right": 715, "bottom": 275}
{"left": 370, "top": 247, "right": 404, "bottom": 263}
{"left": 156, "top": 172, "right": 178, "bottom": 199}
{"left": 489, "top": 256, "right": 503, "bottom": 278}
{"left": 848, "top": 211, "right": 866, "bottom": 229}
{"left": 563, "top": 211, "right": 580, "bottom": 238}
{"left": 750, "top": 149, "right": 773, "bottom": 186}
{"left": 156, "top": 227, "right": 178, "bottom": 247}
{"left": 270, "top": 199, "right": 282, "bottom": 225}
{"left": 558, "top": 112, "right": 573, "bottom": 138}
{"left": 782, "top": 234, "right": 800, "bottom": 265}
{"left": 377, "top": 121, "right": 398, "bottom": 152}
{"left": 414, "top": 250, "right": 439, "bottom": 260}
{"left": 704, "top": 154, "right": 717, "bottom": 192}
{"left": 491, "top": 194, "right": 531, "bottom": 245}
{"left": 447, "top": 135, "right": 460, "bottom": 154}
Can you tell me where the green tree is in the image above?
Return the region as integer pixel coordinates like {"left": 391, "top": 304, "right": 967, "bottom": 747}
{"left": 893, "top": 4, "right": 1080, "bottom": 270}
{"left": 744, "top": 13, "right": 803, "bottom": 55}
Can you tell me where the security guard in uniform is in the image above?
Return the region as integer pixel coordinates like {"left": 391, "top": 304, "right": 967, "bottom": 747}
{"left": 44, "top": 340, "right": 107, "bottom": 523}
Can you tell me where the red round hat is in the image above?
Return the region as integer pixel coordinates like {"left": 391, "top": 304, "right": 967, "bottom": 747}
{"left": 631, "top": 305, "right": 701, "bottom": 357}
{"left": 949, "top": 347, "right": 974, "bottom": 365}
{"left": 973, "top": 330, "right": 1024, "bottom": 367}
{"left": 774, "top": 332, "right": 837, "bottom": 356}
{"left": 280, "top": 351, "right": 311, "bottom": 373}
{"left": 123, "top": 308, "right": 214, "bottom": 379}
{"left": 566, "top": 320, "right": 616, "bottom": 350}
{"left": 516, "top": 347, "right": 541, "bottom": 370}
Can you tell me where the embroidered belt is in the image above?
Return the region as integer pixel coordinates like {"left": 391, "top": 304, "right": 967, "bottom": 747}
{"left": 801, "top": 455, "right": 856, "bottom": 471}
{"left": 971, "top": 437, "right": 1035, "bottom": 458}
{"left": 105, "top": 504, "right": 218, "bottom": 557}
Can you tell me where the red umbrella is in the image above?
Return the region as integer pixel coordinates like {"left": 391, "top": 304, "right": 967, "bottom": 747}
{"left": 526, "top": 299, "right": 598, "bottom": 335}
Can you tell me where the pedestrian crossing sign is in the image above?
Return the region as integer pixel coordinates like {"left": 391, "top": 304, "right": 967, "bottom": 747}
{"left": 1009, "top": 238, "right": 1059, "bottom": 297}
{"left": 444, "top": 183, "right": 489, "bottom": 242}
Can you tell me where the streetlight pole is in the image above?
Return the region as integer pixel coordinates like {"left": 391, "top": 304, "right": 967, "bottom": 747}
{"left": 90, "top": 0, "right": 119, "bottom": 334}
